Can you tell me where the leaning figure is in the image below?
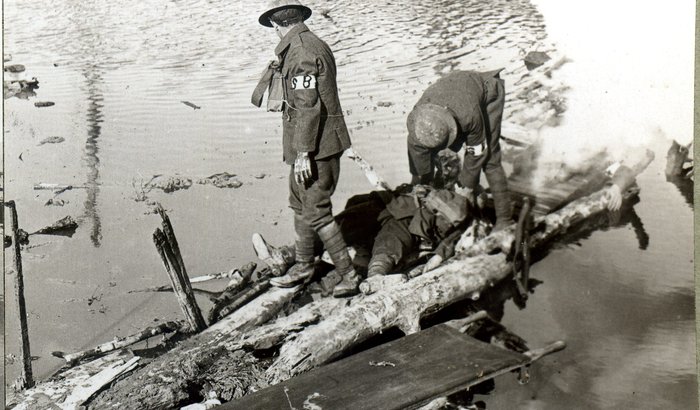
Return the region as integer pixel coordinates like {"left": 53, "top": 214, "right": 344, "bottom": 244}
{"left": 407, "top": 69, "right": 513, "bottom": 230}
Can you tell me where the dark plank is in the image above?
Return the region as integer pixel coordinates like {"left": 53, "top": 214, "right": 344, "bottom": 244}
{"left": 223, "top": 325, "right": 528, "bottom": 410}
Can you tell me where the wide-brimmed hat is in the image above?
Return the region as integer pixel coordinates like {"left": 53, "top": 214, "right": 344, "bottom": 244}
{"left": 259, "top": 0, "right": 312, "bottom": 27}
{"left": 409, "top": 103, "right": 458, "bottom": 149}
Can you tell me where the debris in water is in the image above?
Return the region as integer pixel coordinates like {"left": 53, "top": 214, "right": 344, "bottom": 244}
{"left": 32, "top": 216, "right": 79, "bottom": 237}
{"left": 39, "top": 136, "right": 65, "bottom": 145}
{"left": 181, "top": 100, "right": 201, "bottom": 110}
{"left": 369, "top": 360, "right": 396, "bottom": 367}
{"left": 17, "top": 229, "right": 30, "bottom": 245}
{"left": 45, "top": 198, "right": 68, "bottom": 206}
{"left": 197, "top": 172, "right": 243, "bottom": 189}
{"left": 147, "top": 175, "right": 193, "bottom": 193}
{"left": 4, "top": 64, "right": 25, "bottom": 73}
{"left": 34, "top": 101, "right": 55, "bottom": 107}
{"left": 6, "top": 354, "right": 17, "bottom": 365}
{"left": 254, "top": 173, "right": 267, "bottom": 179}
{"left": 523, "top": 51, "right": 551, "bottom": 70}
{"left": 34, "top": 183, "right": 76, "bottom": 191}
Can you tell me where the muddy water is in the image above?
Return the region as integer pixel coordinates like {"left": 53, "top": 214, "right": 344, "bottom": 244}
{"left": 3, "top": 0, "right": 695, "bottom": 408}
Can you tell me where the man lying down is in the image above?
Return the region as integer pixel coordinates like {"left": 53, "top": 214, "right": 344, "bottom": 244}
{"left": 251, "top": 177, "right": 488, "bottom": 298}
{"left": 251, "top": 152, "right": 634, "bottom": 298}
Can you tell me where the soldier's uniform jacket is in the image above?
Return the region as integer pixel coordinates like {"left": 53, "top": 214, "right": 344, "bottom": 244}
{"left": 407, "top": 69, "right": 503, "bottom": 177}
{"left": 275, "top": 23, "right": 351, "bottom": 165}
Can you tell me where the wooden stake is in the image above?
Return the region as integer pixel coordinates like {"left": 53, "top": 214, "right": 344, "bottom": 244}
{"left": 153, "top": 205, "right": 207, "bottom": 333}
{"left": 5, "top": 200, "right": 35, "bottom": 389}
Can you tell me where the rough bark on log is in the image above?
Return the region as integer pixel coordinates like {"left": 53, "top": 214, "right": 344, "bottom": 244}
{"left": 7, "top": 350, "right": 135, "bottom": 409}
{"left": 262, "top": 154, "right": 653, "bottom": 384}
{"left": 13, "top": 153, "right": 654, "bottom": 410}
{"left": 5, "top": 200, "right": 35, "bottom": 390}
{"left": 84, "top": 286, "right": 306, "bottom": 409}
{"left": 207, "top": 263, "right": 260, "bottom": 322}
{"left": 154, "top": 205, "right": 207, "bottom": 332}
{"left": 61, "top": 357, "right": 140, "bottom": 410}
{"left": 209, "top": 280, "right": 271, "bottom": 323}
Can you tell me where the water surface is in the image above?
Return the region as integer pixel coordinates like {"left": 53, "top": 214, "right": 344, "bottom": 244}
{"left": 3, "top": 0, "right": 695, "bottom": 408}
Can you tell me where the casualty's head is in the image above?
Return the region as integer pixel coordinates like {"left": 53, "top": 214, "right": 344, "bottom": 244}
{"left": 408, "top": 103, "right": 458, "bottom": 149}
{"left": 259, "top": 0, "right": 312, "bottom": 38}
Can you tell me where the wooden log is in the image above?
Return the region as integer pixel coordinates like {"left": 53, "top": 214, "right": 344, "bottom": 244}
{"left": 128, "top": 262, "right": 256, "bottom": 299}
{"left": 153, "top": 205, "right": 207, "bottom": 333}
{"left": 206, "top": 262, "right": 257, "bottom": 305}
{"left": 264, "top": 153, "right": 655, "bottom": 384}
{"left": 7, "top": 350, "right": 136, "bottom": 410}
{"left": 13, "top": 152, "right": 654, "bottom": 409}
{"left": 5, "top": 200, "right": 35, "bottom": 390}
{"left": 83, "top": 286, "right": 307, "bottom": 409}
{"left": 52, "top": 321, "right": 182, "bottom": 366}
{"left": 209, "top": 280, "right": 271, "bottom": 324}
{"left": 60, "top": 357, "right": 140, "bottom": 409}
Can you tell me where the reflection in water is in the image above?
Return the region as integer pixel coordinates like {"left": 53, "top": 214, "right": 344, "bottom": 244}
{"left": 666, "top": 176, "right": 693, "bottom": 209}
{"left": 83, "top": 68, "right": 104, "bottom": 247}
{"left": 68, "top": 0, "right": 108, "bottom": 248}
{"left": 3, "top": 0, "right": 695, "bottom": 407}
{"left": 608, "top": 193, "right": 649, "bottom": 250}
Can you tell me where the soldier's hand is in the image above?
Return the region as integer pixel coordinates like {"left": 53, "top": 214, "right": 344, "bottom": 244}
{"left": 605, "top": 184, "right": 622, "bottom": 211}
{"left": 294, "top": 152, "right": 312, "bottom": 185}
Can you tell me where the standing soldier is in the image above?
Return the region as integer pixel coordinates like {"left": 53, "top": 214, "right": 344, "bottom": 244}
{"left": 406, "top": 69, "right": 513, "bottom": 230}
{"left": 253, "top": 0, "right": 360, "bottom": 297}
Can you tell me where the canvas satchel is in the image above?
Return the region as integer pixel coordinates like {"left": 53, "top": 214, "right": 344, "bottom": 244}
{"left": 251, "top": 60, "right": 285, "bottom": 112}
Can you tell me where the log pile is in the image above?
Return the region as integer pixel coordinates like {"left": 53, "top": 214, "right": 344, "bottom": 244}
{"left": 7, "top": 149, "right": 654, "bottom": 410}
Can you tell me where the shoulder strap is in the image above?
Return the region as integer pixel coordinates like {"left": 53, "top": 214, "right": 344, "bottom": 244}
{"left": 251, "top": 60, "right": 279, "bottom": 107}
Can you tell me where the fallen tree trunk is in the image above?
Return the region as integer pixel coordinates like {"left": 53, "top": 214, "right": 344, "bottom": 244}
{"left": 266, "top": 154, "right": 654, "bottom": 383}
{"left": 7, "top": 286, "right": 303, "bottom": 409}
{"left": 11, "top": 153, "right": 653, "bottom": 410}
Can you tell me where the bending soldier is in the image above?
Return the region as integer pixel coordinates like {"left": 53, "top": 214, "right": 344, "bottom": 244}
{"left": 407, "top": 69, "right": 513, "bottom": 230}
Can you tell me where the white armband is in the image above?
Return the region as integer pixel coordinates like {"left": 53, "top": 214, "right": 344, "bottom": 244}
{"left": 291, "top": 75, "right": 317, "bottom": 90}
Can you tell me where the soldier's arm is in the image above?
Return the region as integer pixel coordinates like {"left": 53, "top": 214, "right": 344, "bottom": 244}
{"left": 464, "top": 106, "right": 486, "bottom": 149}
{"left": 287, "top": 45, "right": 322, "bottom": 154}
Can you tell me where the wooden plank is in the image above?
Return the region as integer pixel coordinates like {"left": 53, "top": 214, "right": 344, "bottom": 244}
{"left": 223, "top": 325, "right": 527, "bottom": 410}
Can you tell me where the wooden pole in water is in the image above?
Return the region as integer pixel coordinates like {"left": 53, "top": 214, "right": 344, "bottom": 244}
{"left": 5, "top": 200, "right": 35, "bottom": 389}
{"left": 153, "top": 205, "right": 207, "bottom": 333}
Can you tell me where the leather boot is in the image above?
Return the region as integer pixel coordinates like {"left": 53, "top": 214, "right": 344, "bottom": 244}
{"left": 332, "top": 269, "right": 361, "bottom": 298}
{"left": 367, "top": 254, "right": 394, "bottom": 277}
{"left": 317, "top": 221, "right": 359, "bottom": 297}
{"left": 489, "top": 173, "right": 513, "bottom": 231}
{"left": 252, "top": 233, "right": 295, "bottom": 277}
{"left": 270, "top": 215, "right": 316, "bottom": 287}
